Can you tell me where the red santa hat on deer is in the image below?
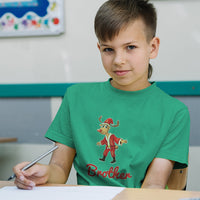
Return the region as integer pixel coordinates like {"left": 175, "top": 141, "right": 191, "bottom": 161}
{"left": 103, "top": 118, "right": 113, "bottom": 126}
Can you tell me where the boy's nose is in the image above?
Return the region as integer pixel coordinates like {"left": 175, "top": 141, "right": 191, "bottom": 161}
{"left": 113, "top": 51, "right": 126, "bottom": 66}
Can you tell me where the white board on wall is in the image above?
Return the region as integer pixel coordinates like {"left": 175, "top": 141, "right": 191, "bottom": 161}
{"left": 0, "top": 0, "right": 64, "bottom": 37}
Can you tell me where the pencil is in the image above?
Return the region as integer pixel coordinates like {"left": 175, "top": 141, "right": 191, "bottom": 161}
{"left": 7, "top": 145, "right": 58, "bottom": 181}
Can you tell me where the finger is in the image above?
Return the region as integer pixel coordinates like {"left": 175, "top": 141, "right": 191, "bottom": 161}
{"left": 13, "top": 161, "right": 31, "bottom": 181}
{"left": 22, "top": 163, "right": 46, "bottom": 177}
{"left": 13, "top": 162, "right": 30, "bottom": 175}
{"left": 13, "top": 162, "right": 37, "bottom": 190}
{"left": 14, "top": 175, "right": 35, "bottom": 190}
{"left": 22, "top": 166, "right": 38, "bottom": 177}
{"left": 21, "top": 164, "right": 49, "bottom": 185}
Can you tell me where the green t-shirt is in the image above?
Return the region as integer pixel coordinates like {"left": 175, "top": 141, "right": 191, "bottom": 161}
{"left": 45, "top": 80, "right": 190, "bottom": 188}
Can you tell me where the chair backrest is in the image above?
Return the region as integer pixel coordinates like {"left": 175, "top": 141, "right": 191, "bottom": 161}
{"left": 167, "top": 167, "right": 188, "bottom": 190}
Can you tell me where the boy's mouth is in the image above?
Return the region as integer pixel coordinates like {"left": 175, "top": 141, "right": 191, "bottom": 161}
{"left": 114, "top": 70, "right": 130, "bottom": 76}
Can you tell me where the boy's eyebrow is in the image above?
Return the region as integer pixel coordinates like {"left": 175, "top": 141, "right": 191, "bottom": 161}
{"left": 123, "top": 41, "right": 137, "bottom": 45}
{"left": 99, "top": 41, "right": 137, "bottom": 47}
{"left": 99, "top": 43, "right": 109, "bottom": 47}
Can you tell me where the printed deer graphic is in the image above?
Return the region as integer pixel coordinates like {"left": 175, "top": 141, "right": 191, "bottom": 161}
{"left": 97, "top": 116, "right": 127, "bottom": 163}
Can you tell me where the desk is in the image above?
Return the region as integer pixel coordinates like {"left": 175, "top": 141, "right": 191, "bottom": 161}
{"left": 1, "top": 181, "right": 200, "bottom": 200}
{"left": 113, "top": 188, "right": 200, "bottom": 200}
{"left": 0, "top": 137, "right": 17, "bottom": 143}
{"left": 0, "top": 181, "right": 15, "bottom": 188}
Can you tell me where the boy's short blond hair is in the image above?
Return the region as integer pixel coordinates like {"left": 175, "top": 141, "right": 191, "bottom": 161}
{"left": 94, "top": 0, "right": 157, "bottom": 79}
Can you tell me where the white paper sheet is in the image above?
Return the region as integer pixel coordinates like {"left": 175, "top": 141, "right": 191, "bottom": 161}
{"left": 0, "top": 186, "right": 124, "bottom": 200}
{"left": 179, "top": 199, "right": 200, "bottom": 200}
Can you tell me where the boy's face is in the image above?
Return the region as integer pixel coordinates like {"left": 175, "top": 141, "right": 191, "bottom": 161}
{"left": 97, "top": 18, "right": 160, "bottom": 91}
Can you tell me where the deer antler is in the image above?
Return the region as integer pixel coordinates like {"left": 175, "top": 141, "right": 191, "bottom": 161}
{"left": 99, "top": 116, "right": 103, "bottom": 123}
{"left": 111, "top": 120, "right": 119, "bottom": 127}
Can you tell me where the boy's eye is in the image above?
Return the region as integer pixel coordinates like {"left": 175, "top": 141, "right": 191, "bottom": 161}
{"left": 103, "top": 48, "right": 113, "bottom": 52}
{"left": 127, "top": 45, "right": 136, "bottom": 50}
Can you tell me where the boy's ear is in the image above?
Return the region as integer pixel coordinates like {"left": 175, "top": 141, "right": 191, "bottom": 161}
{"left": 97, "top": 42, "right": 101, "bottom": 50}
{"left": 149, "top": 37, "right": 160, "bottom": 59}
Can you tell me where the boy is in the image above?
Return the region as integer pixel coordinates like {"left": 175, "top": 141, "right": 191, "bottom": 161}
{"left": 13, "top": 0, "right": 190, "bottom": 189}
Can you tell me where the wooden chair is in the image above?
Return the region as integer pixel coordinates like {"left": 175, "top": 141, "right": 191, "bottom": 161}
{"left": 167, "top": 167, "right": 188, "bottom": 190}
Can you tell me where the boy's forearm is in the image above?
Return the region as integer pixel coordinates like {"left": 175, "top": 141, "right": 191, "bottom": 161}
{"left": 46, "top": 143, "right": 75, "bottom": 184}
{"left": 141, "top": 182, "right": 165, "bottom": 189}
{"left": 47, "top": 163, "right": 69, "bottom": 184}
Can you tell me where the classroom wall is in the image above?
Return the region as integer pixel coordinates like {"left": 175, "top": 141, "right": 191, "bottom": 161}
{"left": 0, "top": 0, "right": 200, "bottom": 191}
{"left": 151, "top": 0, "right": 200, "bottom": 81}
{"left": 0, "top": 0, "right": 107, "bottom": 84}
{"left": 0, "top": 0, "right": 200, "bottom": 83}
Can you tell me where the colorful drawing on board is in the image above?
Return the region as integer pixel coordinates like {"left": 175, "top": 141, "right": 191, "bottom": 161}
{"left": 0, "top": 0, "right": 64, "bottom": 37}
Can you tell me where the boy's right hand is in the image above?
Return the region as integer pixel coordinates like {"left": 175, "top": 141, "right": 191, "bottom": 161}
{"left": 13, "top": 162, "right": 49, "bottom": 190}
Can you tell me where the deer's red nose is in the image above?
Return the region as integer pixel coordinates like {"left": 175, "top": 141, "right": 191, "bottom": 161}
{"left": 97, "top": 129, "right": 102, "bottom": 133}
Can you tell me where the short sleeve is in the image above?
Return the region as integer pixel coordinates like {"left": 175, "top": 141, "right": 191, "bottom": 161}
{"left": 45, "top": 89, "right": 75, "bottom": 149}
{"left": 156, "top": 107, "right": 190, "bottom": 169}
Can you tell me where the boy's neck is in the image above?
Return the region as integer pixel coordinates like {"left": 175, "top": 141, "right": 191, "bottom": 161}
{"left": 110, "top": 79, "right": 151, "bottom": 92}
